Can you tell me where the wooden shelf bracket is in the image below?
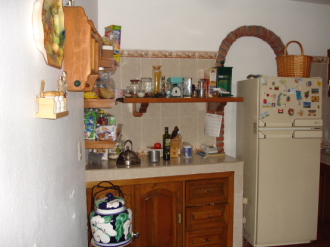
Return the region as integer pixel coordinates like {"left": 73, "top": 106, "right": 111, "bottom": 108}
{"left": 133, "top": 103, "right": 149, "bottom": 117}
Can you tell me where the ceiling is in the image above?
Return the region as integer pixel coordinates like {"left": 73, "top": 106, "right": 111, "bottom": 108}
{"left": 290, "top": 0, "right": 330, "bottom": 5}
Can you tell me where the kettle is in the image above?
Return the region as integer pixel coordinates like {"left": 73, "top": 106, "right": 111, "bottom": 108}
{"left": 116, "top": 140, "right": 141, "bottom": 166}
{"left": 90, "top": 181, "right": 138, "bottom": 247}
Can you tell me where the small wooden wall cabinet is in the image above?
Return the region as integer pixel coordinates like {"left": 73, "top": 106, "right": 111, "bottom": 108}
{"left": 87, "top": 172, "right": 234, "bottom": 247}
{"left": 63, "top": 6, "right": 117, "bottom": 92}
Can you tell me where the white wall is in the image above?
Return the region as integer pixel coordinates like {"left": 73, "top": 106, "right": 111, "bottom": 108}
{"left": 98, "top": 0, "right": 330, "bottom": 157}
{"left": 0, "top": 0, "right": 95, "bottom": 246}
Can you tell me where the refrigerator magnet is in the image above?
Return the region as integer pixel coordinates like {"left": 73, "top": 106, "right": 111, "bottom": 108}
{"left": 304, "top": 91, "right": 310, "bottom": 99}
{"left": 274, "top": 86, "right": 280, "bottom": 90}
{"left": 296, "top": 91, "right": 302, "bottom": 100}
{"left": 288, "top": 88, "right": 296, "bottom": 94}
{"left": 286, "top": 96, "right": 291, "bottom": 102}
{"left": 272, "top": 81, "right": 276, "bottom": 86}
{"left": 298, "top": 109, "right": 304, "bottom": 116}
{"left": 277, "top": 93, "right": 283, "bottom": 106}
{"left": 260, "top": 111, "right": 270, "bottom": 119}
{"left": 308, "top": 110, "right": 316, "bottom": 116}
{"left": 295, "top": 78, "right": 303, "bottom": 83}
{"left": 303, "top": 102, "right": 311, "bottom": 108}
{"left": 279, "top": 79, "right": 287, "bottom": 84}
{"left": 306, "top": 81, "right": 312, "bottom": 87}
{"left": 317, "top": 81, "right": 322, "bottom": 86}
{"left": 278, "top": 109, "right": 284, "bottom": 114}
{"left": 311, "top": 96, "right": 319, "bottom": 102}
{"left": 312, "top": 88, "right": 319, "bottom": 94}
{"left": 288, "top": 108, "right": 294, "bottom": 116}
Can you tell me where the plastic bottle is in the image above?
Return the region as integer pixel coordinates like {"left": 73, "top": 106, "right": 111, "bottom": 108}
{"left": 163, "top": 127, "right": 171, "bottom": 160}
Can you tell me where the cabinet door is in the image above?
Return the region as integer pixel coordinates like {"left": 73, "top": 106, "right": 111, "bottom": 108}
{"left": 319, "top": 162, "right": 330, "bottom": 236}
{"left": 134, "top": 181, "right": 183, "bottom": 247}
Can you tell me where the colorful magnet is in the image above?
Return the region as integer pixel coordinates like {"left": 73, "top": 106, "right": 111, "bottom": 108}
{"left": 296, "top": 91, "right": 302, "bottom": 100}
{"left": 278, "top": 109, "right": 284, "bottom": 114}
{"left": 272, "top": 81, "right": 275, "bottom": 86}
{"left": 286, "top": 96, "right": 291, "bottom": 102}
{"left": 260, "top": 111, "right": 270, "bottom": 119}
{"left": 312, "top": 88, "right": 319, "bottom": 94}
{"left": 303, "top": 102, "right": 311, "bottom": 108}
{"left": 306, "top": 81, "right": 312, "bottom": 87}
{"left": 272, "top": 103, "right": 276, "bottom": 107}
{"left": 308, "top": 110, "right": 316, "bottom": 116}
{"left": 288, "top": 108, "right": 294, "bottom": 116}
{"left": 279, "top": 79, "right": 287, "bottom": 84}
{"left": 262, "top": 78, "right": 268, "bottom": 85}
{"left": 312, "top": 96, "right": 319, "bottom": 102}
{"left": 304, "top": 91, "right": 310, "bottom": 99}
{"left": 274, "top": 86, "right": 280, "bottom": 90}
{"left": 298, "top": 109, "right": 304, "bottom": 116}
{"left": 295, "top": 78, "right": 303, "bottom": 83}
{"left": 277, "top": 93, "right": 282, "bottom": 106}
{"left": 271, "top": 94, "right": 277, "bottom": 101}
{"left": 317, "top": 81, "right": 322, "bottom": 86}
{"left": 288, "top": 88, "right": 296, "bottom": 94}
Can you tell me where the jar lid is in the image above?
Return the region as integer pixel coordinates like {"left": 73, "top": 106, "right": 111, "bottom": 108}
{"left": 43, "top": 91, "right": 56, "bottom": 97}
{"left": 95, "top": 193, "right": 126, "bottom": 215}
{"left": 102, "top": 45, "right": 113, "bottom": 50}
{"left": 130, "top": 79, "right": 140, "bottom": 83}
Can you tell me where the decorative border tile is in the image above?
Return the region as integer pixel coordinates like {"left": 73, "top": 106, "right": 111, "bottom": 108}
{"left": 312, "top": 56, "right": 329, "bottom": 63}
{"left": 120, "top": 50, "right": 328, "bottom": 63}
{"left": 121, "top": 50, "right": 218, "bottom": 59}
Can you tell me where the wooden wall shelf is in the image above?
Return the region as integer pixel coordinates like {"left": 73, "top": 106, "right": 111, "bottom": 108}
{"left": 84, "top": 99, "right": 116, "bottom": 108}
{"left": 117, "top": 97, "right": 244, "bottom": 117}
{"left": 85, "top": 140, "right": 116, "bottom": 149}
{"left": 36, "top": 98, "right": 69, "bottom": 119}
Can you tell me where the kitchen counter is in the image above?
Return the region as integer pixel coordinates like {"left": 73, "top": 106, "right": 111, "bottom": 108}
{"left": 86, "top": 154, "right": 243, "bottom": 182}
{"left": 86, "top": 154, "right": 244, "bottom": 247}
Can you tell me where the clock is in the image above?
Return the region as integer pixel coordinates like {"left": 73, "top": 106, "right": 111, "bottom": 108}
{"left": 171, "top": 84, "right": 182, "bottom": 98}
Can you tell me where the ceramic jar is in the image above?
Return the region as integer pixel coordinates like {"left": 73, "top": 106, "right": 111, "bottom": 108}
{"left": 90, "top": 182, "right": 133, "bottom": 247}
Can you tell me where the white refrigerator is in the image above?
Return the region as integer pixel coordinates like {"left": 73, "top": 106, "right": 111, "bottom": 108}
{"left": 236, "top": 76, "right": 323, "bottom": 247}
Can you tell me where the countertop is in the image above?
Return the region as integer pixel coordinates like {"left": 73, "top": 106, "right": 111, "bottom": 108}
{"left": 85, "top": 154, "right": 243, "bottom": 182}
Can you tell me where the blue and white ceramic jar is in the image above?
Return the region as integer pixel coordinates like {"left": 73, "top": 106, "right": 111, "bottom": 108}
{"left": 90, "top": 193, "right": 132, "bottom": 247}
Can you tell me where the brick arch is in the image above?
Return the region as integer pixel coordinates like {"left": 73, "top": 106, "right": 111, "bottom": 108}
{"left": 215, "top": 25, "right": 285, "bottom": 66}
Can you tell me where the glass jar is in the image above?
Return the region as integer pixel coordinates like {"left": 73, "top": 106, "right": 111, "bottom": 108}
{"left": 130, "top": 79, "right": 140, "bottom": 96}
{"left": 152, "top": 66, "right": 162, "bottom": 94}
{"left": 97, "top": 67, "right": 115, "bottom": 90}
{"left": 141, "top": 77, "right": 153, "bottom": 96}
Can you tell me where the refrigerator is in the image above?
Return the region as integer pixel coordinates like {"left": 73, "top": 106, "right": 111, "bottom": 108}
{"left": 236, "top": 77, "right": 323, "bottom": 247}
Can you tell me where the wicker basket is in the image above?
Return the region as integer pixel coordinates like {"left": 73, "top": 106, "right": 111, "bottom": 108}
{"left": 276, "top": 40, "right": 312, "bottom": 77}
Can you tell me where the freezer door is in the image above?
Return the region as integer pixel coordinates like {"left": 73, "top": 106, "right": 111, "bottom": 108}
{"left": 258, "top": 129, "right": 322, "bottom": 139}
{"left": 256, "top": 137, "right": 320, "bottom": 246}
{"left": 258, "top": 77, "right": 322, "bottom": 127}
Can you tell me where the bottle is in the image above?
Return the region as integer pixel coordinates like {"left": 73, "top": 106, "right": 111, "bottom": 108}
{"left": 163, "top": 127, "right": 171, "bottom": 160}
{"left": 97, "top": 111, "right": 107, "bottom": 125}
{"left": 152, "top": 66, "right": 162, "bottom": 94}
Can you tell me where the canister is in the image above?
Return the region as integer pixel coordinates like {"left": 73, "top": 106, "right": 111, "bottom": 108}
{"left": 182, "top": 142, "right": 192, "bottom": 158}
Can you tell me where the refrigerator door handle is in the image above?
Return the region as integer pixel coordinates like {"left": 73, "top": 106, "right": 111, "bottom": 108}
{"left": 258, "top": 131, "right": 293, "bottom": 139}
{"left": 293, "top": 130, "right": 322, "bottom": 138}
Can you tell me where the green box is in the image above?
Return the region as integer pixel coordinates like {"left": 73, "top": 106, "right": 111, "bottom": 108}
{"left": 216, "top": 67, "right": 232, "bottom": 96}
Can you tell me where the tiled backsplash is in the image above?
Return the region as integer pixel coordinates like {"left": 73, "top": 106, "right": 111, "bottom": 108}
{"left": 102, "top": 56, "right": 217, "bottom": 150}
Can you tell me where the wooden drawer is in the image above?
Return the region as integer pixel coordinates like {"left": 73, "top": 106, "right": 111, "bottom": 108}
{"left": 186, "top": 204, "right": 228, "bottom": 232}
{"left": 185, "top": 178, "right": 229, "bottom": 206}
{"left": 185, "top": 228, "right": 227, "bottom": 247}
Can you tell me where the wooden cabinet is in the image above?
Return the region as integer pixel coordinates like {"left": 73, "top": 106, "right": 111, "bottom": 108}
{"left": 319, "top": 162, "right": 330, "bottom": 236}
{"left": 63, "top": 6, "right": 117, "bottom": 92}
{"left": 185, "top": 178, "right": 230, "bottom": 247}
{"left": 135, "top": 182, "right": 183, "bottom": 247}
{"left": 86, "top": 172, "right": 234, "bottom": 247}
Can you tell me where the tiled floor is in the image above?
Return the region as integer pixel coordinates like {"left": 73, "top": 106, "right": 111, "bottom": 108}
{"left": 243, "top": 230, "right": 330, "bottom": 247}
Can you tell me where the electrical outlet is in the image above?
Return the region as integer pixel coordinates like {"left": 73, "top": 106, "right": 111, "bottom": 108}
{"left": 78, "top": 141, "right": 82, "bottom": 161}
{"left": 243, "top": 197, "right": 248, "bottom": 204}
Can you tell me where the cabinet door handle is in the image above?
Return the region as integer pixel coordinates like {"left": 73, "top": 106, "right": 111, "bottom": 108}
{"left": 203, "top": 238, "right": 211, "bottom": 242}
{"left": 204, "top": 189, "right": 212, "bottom": 193}
{"left": 205, "top": 215, "right": 214, "bottom": 219}
{"left": 132, "top": 232, "right": 140, "bottom": 239}
{"left": 178, "top": 212, "right": 182, "bottom": 224}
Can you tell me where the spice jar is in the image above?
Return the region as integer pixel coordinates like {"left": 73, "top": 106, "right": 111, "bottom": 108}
{"left": 130, "top": 79, "right": 140, "bottom": 97}
{"left": 152, "top": 66, "right": 162, "bottom": 94}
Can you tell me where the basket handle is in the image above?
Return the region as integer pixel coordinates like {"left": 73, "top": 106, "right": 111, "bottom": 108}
{"left": 284, "top": 40, "right": 305, "bottom": 56}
